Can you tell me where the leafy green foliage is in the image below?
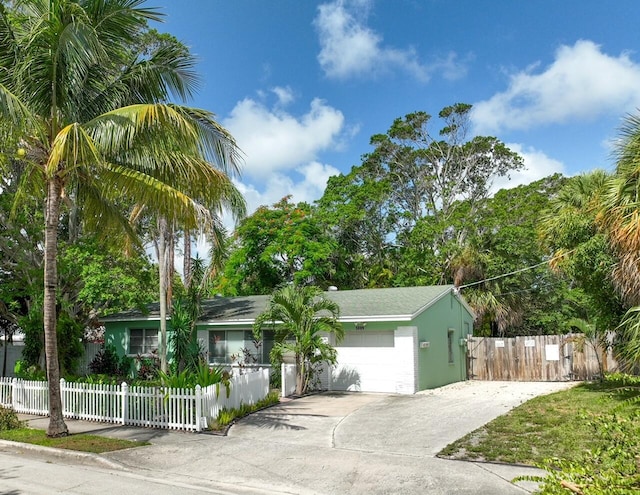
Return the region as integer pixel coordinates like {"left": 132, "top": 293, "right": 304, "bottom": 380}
{"left": 88, "top": 344, "right": 132, "bottom": 378}
{"left": 519, "top": 410, "right": 640, "bottom": 494}
{"left": 539, "top": 171, "right": 625, "bottom": 336}
{"left": 212, "top": 391, "right": 280, "bottom": 430}
{"left": 135, "top": 352, "right": 161, "bottom": 381}
{"left": 0, "top": 406, "right": 24, "bottom": 431}
{"left": 168, "top": 299, "right": 202, "bottom": 374}
{"left": 56, "top": 313, "right": 84, "bottom": 376}
{"left": 18, "top": 302, "right": 44, "bottom": 368}
{"left": 18, "top": 303, "right": 84, "bottom": 376}
{"left": 455, "top": 175, "right": 574, "bottom": 335}
{"left": 316, "top": 104, "right": 523, "bottom": 290}
{"left": 219, "top": 197, "right": 335, "bottom": 295}
{"left": 13, "top": 360, "right": 46, "bottom": 381}
{"left": 157, "top": 363, "right": 226, "bottom": 388}
{"left": 254, "top": 284, "right": 343, "bottom": 395}
{"left": 58, "top": 239, "right": 158, "bottom": 323}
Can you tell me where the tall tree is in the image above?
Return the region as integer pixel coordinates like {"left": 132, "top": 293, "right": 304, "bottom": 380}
{"left": 219, "top": 197, "right": 335, "bottom": 295}
{"left": 254, "top": 285, "right": 344, "bottom": 395}
{"left": 540, "top": 171, "right": 624, "bottom": 335}
{"left": 456, "top": 174, "right": 573, "bottom": 336}
{"left": 0, "top": 0, "right": 242, "bottom": 436}
{"left": 317, "top": 104, "right": 523, "bottom": 287}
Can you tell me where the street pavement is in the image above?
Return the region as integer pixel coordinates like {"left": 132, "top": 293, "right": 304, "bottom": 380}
{"left": 2, "top": 380, "right": 575, "bottom": 494}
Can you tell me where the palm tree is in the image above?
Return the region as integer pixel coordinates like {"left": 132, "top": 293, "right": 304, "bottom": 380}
{"left": 254, "top": 285, "right": 344, "bottom": 395}
{"left": 599, "top": 112, "right": 640, "bottom": 367}
{"left": 599, "top": 112, "right": 640, "bottom": 306}
{"left": 0, "top": 0, "right": 243, "bottom": 436}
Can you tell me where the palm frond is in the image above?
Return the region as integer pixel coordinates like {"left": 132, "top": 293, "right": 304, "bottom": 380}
{"left": 47, "top": 122, "right": 103, "bottom": 177}
{"left": 98, "top": 162, "right": 208, "bottom": 228}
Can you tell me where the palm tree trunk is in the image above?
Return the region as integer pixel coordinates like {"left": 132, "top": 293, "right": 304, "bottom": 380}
{"left": 157, "top": 216, "right": 169, "bottom": 373}
{"left": 184, "top": 227, "right": 191, "bottom": 290}
{"left": 44, "top": 177, "right": 68, "bottom": 437}
{"left": 296, "top": 354, "right": 305, "bottom": 395}
{"left": 167, "top": 220, "right": 175, "bottom": 311}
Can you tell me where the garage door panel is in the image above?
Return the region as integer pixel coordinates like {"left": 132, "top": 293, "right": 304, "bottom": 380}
{"left": 332, "top": 345, "right": 398, "bottom": 393}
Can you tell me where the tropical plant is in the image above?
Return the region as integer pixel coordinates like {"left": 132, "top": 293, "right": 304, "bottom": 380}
{"left": 596, "top": 112, "right": 640, "bottom": 368}
{"left": 168, "top": 299, "right": 200, "bottom": 373}
{"left": 0, "top": 0, "right": 243, "bottom": 436}
{"left": 254, "top": 284, "right": 344, "bottom": 395}
{"left": 158, "top": 362, "right": 226, "bottom": 388}
{"left": 88, "top": 344, "right": 131, "bottom": 377}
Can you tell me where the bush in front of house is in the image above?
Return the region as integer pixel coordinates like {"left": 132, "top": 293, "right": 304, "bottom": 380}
{"left": 89, "top": 344, "right": 132, "bottom": 378}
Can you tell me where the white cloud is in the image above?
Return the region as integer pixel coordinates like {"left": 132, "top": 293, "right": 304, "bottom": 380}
{"left": 314, "top": 0, "right": 436, "bottom": 81}
{"left": 224, "top": 97, "right": 345, "bottom": 179}
{"left": 491, "top": 143, "right": 566, "bottom": 193}
{"left": 228, "top": 162, "right": 340, "bottom": 225}
{"left": 272, "top": 86, "right": 295, "bottom": 106}
{"left": 473, "top": 40, "right": 640, "bottom": 133}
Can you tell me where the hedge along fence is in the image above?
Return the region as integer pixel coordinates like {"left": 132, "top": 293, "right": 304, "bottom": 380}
{"left": 0, "top": 368, "right": 270, "bottom": 432}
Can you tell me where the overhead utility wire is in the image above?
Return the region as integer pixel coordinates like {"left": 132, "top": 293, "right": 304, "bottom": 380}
{"left": 456, "top": 249, "right": 575, "bottom": 290}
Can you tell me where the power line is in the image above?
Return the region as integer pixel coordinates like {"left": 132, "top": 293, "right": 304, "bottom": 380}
{"left": 456, "top": 250, "right": 574, "bottom": 290}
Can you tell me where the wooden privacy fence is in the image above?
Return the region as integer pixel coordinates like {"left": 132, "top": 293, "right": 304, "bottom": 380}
{"left": 0, "top": 368, "right": 270, "bottom": 432}
{"left": 467, "top": 334, "right": 618, "bottom": 382}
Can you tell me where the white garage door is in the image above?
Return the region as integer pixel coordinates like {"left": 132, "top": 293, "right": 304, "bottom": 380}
{"left": 331, "top": 331, "right": 399, "bottom": 393}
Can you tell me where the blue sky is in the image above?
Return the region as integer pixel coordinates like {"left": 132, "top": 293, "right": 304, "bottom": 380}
{"left": 152, "top": 0, "right": 640, "bottom": 218}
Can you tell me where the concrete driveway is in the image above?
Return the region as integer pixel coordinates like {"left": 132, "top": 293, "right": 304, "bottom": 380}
{"left": 13, "top": 380, "right": 574, "bottom": 494}
{"left": 232, "top": 380, "right": 574, "bottom": 457}
{"left": 191, "top": 380, "right": 572, "bottom": 494}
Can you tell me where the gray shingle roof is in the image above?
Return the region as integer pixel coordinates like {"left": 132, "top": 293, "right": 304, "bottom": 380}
{"left": 101, "top": 285, "right": 459, "bottom": 324}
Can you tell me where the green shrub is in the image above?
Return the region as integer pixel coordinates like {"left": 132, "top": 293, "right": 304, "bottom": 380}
{"left": 136, "top": 352, "right": 160, "bottom": 381}
{"left": 0, "top": 407, "right": 24, "bottom": 431}
{"left": 212, "top": 391, "right": 280, "bottom": 430}
{"left": 194, "top": 362, "right": 225, "bottom": 387}
{"left": 89, "top": 344, "right": 129, "bottom": 377}
{"left": 158, "top": 363, "right": 227, "bottom": 389}
{"left": 14, "top": 360, "right": 46, "bottom": 381}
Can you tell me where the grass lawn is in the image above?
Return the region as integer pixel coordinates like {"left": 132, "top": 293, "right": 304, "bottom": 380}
{"left": 438, "top": 377, "right": 640, "bottom": 466}
{"left": 0, "top": 428, "right": 148, "bottom": 454}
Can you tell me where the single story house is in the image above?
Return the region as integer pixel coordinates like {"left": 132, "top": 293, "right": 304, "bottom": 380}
{"left": 101, "top": 285, "right": 474, "bottom": 394}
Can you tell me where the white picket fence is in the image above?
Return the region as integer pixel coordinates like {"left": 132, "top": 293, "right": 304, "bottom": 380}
{"left": 0, "top": 368, "right": 270, "bottom": 432}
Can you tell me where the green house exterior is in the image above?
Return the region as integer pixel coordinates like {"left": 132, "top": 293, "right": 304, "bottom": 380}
{"left": 101, "top": 285, "right": 474, "bottom": 394}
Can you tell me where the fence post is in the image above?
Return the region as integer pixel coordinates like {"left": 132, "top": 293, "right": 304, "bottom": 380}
{"left": 328, "top": 364, "right": 332, "bottom": 392}
{"left": 281, "top": 363, "right": 285, "bottom": 398}
{"left": 11, "top": 377, "right": 17, "bottom": 409}
{"left": 121, "top": 382, "right": 128, "bottom": 425}
{"left": 60, "top": 378, "right": 66, "bottom": 415}
{"left": 195, "top": 385, "right": 202, "bottom": 432}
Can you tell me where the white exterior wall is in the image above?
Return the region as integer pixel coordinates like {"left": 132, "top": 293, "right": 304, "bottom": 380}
{"left": 329, "top": 326, "right": 418, "bottom": 394}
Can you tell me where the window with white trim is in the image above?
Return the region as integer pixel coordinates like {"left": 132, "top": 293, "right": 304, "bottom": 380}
{"left": 209, "top": 329, "right": 274, "bottom": 364}
{"left": 129, "top": 328, "right": 158, "bottom": 355}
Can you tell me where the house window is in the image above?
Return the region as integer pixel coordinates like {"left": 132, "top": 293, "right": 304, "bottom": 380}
{"left": 129, "top": 328, "right": 158, "bottom": 355}
{"left": 209, "top": 329, "right": 274, "bottom": 364}
{"left": 447, "top": 329, "right": 455, "bottom": 364}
